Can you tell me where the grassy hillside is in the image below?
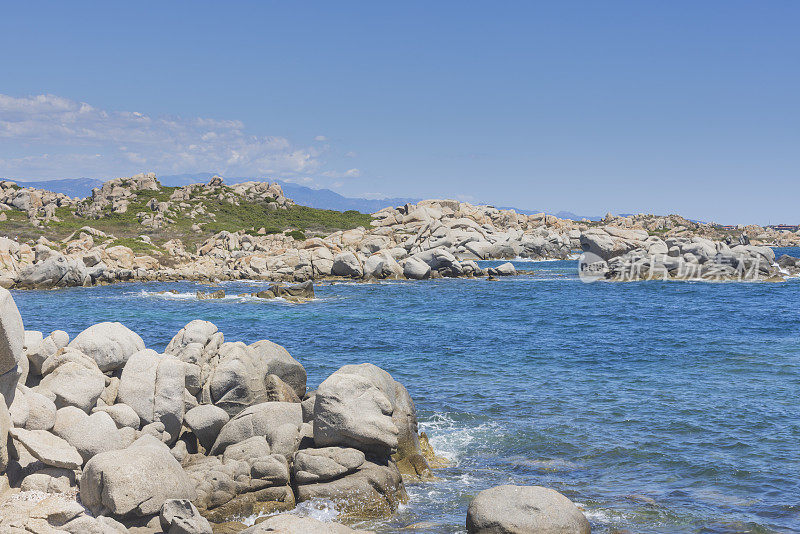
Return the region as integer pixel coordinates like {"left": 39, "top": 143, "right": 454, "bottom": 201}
{"left": 0, "top": 184, "right": 372, "bottom": 249}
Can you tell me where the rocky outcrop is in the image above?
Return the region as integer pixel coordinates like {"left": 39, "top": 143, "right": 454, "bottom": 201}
{"left": 0, "top": 309, "right": 431, "bottom": 529}
{"left": 594, "top": 237, "right": 785, "bottom": 282}
{"left": 466, "top": 485, "right": 591, "bottom": 534}
{"left": 5, "top": 171, "right": 796, "bottom": 287}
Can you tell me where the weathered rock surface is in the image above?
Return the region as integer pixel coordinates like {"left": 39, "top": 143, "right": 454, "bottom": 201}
{"left": 160, "top": 499, "right": 213, "bottom": 534}
{"left": 466, "top": 485, "right": 591, "bottom": 534}
{"left": 210, "top": 402, "right": 303, "bottom": 458}
{"left": 292, "top": 446, "right": 366, "bottom": 484}
{"left": 20, "top": 466, "right": 76, "bottom": 494}
{"left": 118, "top": 349, "right": 185, "bottom": 442}
{"left": 314, "top": 363, "right": 423, "bottom": 465}
{"left": 9, "top": 427, "right": 83, "bottom": 469}
{"left": 240, "top": 513, "right": 373, "bottom": 533}
{"left": 36, "top": 359, "right": 105, "bottom": 412}
{"left": 294, "top": 458, "right": 407, "bottom": 518}
{"left": 51, "top": 406, "right": 126, "bottom": 463}
{"left": 0, "top": 287, "right": 25, "bottom": 407}
{"left": 205, "top": 342, "right": 270, "bottom": 417}
{"left": 249, "top": 339, "right": 307, "bottom": 398}
{"left": 68, "top": 322, "right": 145, "bottom": 372}
{"left": 10, "top": 385, "right": 57, "bottom": 430}
{"left": 81, "top": 435, "right": 196, "bottom": 517}
{"left": 184, "top": 404, "right": 229, "bottom": 452}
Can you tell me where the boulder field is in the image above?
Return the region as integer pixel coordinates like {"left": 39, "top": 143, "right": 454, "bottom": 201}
{"left": 2, "top": 173, "right": 797, "bottom": 289}
{"left": 0, "top": 287, "right": 442, "bottom": 532}
{"left": 581, "top": 230, "right": 799, "bottom": 282}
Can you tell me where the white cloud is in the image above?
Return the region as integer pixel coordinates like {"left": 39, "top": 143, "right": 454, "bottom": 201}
{"left": 321, "top": 168, "right": 361, "bottom": 179}
{"left": 0, "top": 94, "right": 326, "bottom": 180}
{"left": 314, "top": 135, "right": 328, "bottom": 142}
{"left": 360, "top": 192, "right": 392, "bottom": 200}
{"left": 282, "top": 176, "right": 317, "bottom": 186}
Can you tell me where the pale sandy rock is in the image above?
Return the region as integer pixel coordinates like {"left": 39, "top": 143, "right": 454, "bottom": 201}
{"left": 68, "top": 322, "right": 145, "bottom": 372}
{"left": 9, "top": 427, "right": 83, "bottom": 469}
{"left": 466, "top": 485, "right": 590, "bottom": 534}
{"left": 0, "top": 287, "right": 25, "bottom": 407}
{"left": 81, "top": 435, "right": 196, "bottom": 517}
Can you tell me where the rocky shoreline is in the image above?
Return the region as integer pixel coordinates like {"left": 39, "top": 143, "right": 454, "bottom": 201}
{"left": 0, "top": 174, "right": 798, "bottom": 289}
{"left": 0, "top": 287, "right": 595, "bottom": 533}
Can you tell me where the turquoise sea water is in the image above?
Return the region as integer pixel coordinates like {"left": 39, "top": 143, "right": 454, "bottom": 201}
{"left": 12, "top": 248, "right": 800, "bottom": 533}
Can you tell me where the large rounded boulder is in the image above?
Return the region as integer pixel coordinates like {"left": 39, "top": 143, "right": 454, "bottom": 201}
{"left": 81, "top": 435, "right": 196, "bottom": 517}
{"left": 68, "top": 321, "right": 145, "bottom": 372}
{"left": 0, "top": 287, "right": 25, "bottom": 407}
{"left": 466, "top": 485, "right": 591, "bottom": 534}
{"left": 313, "top": 363, "right": 425, "bottom": 468}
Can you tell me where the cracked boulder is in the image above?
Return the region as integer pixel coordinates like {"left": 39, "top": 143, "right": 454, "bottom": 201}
{"left": 249, "top": 339, "right": 306, "bottom": 398}
{"left": 210, "top": 402, "right": 302, "bottom": 458}
{"left": 118, "top": 349, "right": 185, "bottom": 443}
{"left": 80, "top": 434, "right": 196, "bottom": 517}
{"left": 292, "top": 447, "right": 365, "bottom": 484}
{"left": 203, "top": 342, "right": 270, "bottom": 417}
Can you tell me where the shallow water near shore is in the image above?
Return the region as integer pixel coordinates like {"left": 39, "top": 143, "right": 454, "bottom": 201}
{"left": 12, "top": 249, "right": 800, "bottom": 533}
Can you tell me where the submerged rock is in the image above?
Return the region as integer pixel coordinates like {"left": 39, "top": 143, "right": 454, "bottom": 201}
{"left": 255, "top": 280, "right": 315, "bottom": 301}
{"left": 197, "top": 289, "right": 226, "bottom": 299}
{"left": 294, "top": 457, "right": 407, "bottom": 519}
{"left": 488, "top": 262, "right": 516, "bottom": 276}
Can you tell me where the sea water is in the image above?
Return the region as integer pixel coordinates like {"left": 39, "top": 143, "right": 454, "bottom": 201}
{"left": 12, "top": 249, "right": 800, "bottom": 533}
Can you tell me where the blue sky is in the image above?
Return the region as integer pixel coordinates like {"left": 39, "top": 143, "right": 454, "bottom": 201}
{"left": 1, "top": 2, "right": 798, "bottom": 224}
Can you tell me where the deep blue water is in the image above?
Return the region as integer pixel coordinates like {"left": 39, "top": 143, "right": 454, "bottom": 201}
{"left": 11, "top": 249, "right": 800, "bottom": 533}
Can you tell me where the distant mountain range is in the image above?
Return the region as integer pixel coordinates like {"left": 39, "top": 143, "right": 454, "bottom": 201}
{"left": 10, "top": 174, "right": 602, "bottom": 220}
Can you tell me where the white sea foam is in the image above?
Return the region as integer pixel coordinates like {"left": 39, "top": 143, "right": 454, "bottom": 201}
{"left": 577, "top": 505, "right": 615, "bottom": 523}
{"left": 419, "top": 412, "right": 501, "bottom": 465}
{"left": 132, "top": 289, "right": 318, "bottom": 305}
{"left": 243, "top": 498, "right": 341, "bottom": 526}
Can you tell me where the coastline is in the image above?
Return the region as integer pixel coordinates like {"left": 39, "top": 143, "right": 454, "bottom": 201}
{"left": 0, "top": 175, "right": 799, "bottom": 290}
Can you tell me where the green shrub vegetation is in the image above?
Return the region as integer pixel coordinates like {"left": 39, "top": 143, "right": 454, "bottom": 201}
{"left": 0, "top": 187, "right": 372, "bottom": 250}
{"left": 284, "top": 229, "right": 306, "bottom": 241}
